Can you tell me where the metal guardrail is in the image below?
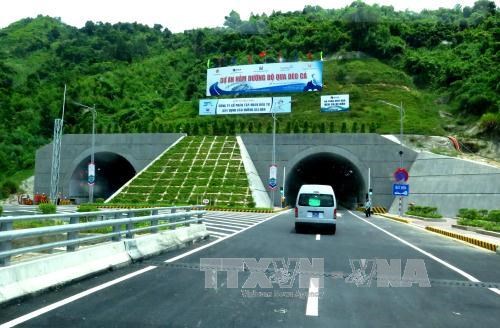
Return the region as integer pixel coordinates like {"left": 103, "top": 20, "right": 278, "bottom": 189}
{"left": 0, "top": 206, "right": 205, "bottom": 266}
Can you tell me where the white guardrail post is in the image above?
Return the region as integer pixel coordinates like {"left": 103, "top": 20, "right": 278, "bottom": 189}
{"left": 0, "top": 220, "right": 13, "bottom": 266}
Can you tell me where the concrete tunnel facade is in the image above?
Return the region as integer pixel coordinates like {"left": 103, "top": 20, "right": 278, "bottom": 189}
{"left": 285, "top": 148, "right": 367, "bottom": 208}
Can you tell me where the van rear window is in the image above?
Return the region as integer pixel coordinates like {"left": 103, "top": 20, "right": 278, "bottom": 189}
{"left": 298, "top": 194, "right": 334, "bottom": 207}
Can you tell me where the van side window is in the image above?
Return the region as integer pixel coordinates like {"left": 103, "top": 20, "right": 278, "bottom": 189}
{"left": 298, "top": 194, "right": 334, "bottom": 207}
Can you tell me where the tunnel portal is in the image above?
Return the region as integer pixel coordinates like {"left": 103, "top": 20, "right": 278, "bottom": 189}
{"left": 285, "top": 152, "right": 366, "bottom": 208}
{"left": 69, "top": 152, "right": 135, "bottom": 202}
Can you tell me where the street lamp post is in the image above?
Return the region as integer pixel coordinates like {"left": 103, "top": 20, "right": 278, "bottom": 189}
{"left": 379, "top": 100, "right": 405, "bottom": 217}
{"left": 271, "top": 112, "right": 277, "bottom": 209}
{"left": 73, "top": 102, "right": 97, "bottom": 203}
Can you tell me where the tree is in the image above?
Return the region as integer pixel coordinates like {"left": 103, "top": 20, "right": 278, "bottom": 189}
{"left": 341, "top": 122, "right": 347, "bottom": 133}
{"left": 224, "top": 11, "right": 242, "bottom": 29}
{"left": 329, "top": 122, "right": 335, "bottom": 133}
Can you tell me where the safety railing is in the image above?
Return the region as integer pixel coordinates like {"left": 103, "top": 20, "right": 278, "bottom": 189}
{"left": 0, "top": 206, "right": 205, "bottom": 266}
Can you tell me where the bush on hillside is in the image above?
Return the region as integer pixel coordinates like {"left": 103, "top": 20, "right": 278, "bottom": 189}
{"left": 38, "top": 203, "right": 56, "bottom": 214}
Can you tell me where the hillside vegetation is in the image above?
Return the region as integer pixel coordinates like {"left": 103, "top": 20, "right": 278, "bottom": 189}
{"left": 0, "top": 0, "right": 498, "bottom": 195}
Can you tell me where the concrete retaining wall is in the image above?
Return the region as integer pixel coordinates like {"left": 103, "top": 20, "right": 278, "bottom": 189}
{"left": 35, "top": 133, "right": 184, "bottom": 203}
{"left": 389, "top": 152, "right": 500, "bottom": 217}
{"left": 0, "top": 224, "right": 208, "bottom": 304}
{"left": 239, "top": 133, "right": 418, "bottom": 208}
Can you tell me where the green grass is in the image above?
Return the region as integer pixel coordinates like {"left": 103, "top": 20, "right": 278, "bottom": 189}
{"left": 113, "top": 136, "right": 254, "bottom": 207}
{"left": 406, "top": 206, "right": 442, "bottom": 219}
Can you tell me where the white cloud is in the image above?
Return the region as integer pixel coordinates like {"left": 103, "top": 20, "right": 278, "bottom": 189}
{"left": 0, "top": 0, "right": 495, "bottom": 32}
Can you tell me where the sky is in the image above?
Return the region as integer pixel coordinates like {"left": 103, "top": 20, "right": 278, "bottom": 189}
{"left": 1, "top": 0, "right": 497, "bottom": 32}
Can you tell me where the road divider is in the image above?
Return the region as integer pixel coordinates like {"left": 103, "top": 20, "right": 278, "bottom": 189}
{"left": 0, "top": 224, "right": 208, "bottom": 304}
{"left": 376, "top": 212, "right": 498, "bottom": 253}
{"left": 425, "top": 226, "right": 498, "bottom": 252}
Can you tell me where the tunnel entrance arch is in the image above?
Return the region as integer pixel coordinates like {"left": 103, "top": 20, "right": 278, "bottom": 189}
{"left": 69, "top": 152, "right": 135, "bottom": 202}
{"left": 285, "top": 147, "right": 367, "bottom": 209}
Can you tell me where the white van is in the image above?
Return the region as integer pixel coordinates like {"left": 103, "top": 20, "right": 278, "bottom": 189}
{"left": 294, "top": 184, "right": 337, "bottom": 234}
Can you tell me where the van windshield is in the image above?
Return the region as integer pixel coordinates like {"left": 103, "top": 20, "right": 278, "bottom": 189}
{"left": 298, "top": 194, "right": 334, "bottom": 207}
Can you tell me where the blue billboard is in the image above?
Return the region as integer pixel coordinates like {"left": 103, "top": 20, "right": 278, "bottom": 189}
{"left": 206, "top": 61, "right": 323, "bottom": 96}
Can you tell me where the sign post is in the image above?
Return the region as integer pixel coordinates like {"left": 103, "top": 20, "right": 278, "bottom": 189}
{"left": 393, "top": 168, "right": 409, "bottom": 217}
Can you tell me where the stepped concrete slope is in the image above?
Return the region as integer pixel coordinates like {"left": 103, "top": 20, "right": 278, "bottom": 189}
{"left": 389, "top": 152, "right": 500, "bottom": 217}
{"left": 236, "top": 136, "right": 271, "bottom": 208}
{"left": 35, "top": 133, "right": 184, "bottom": 203}
{"left": 109, "top": 136, "right": 254, "bottom": 207}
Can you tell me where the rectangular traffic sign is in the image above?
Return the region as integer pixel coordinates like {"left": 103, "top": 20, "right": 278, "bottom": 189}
{"left": 268, "top": 164, "right": 277, "bottom": 190}
{"left": 393, "top": 183, "right": 409, "bottom": 196}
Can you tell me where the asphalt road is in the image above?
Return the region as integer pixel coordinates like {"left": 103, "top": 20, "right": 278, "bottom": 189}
{"left": 1, "top": 210, "right": 499, "bottom": 327}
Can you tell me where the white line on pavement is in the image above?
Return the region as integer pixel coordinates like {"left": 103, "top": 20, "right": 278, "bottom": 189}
{"left": 1, "top": 210, "right": 287, "bottom": 327}
{"left": 305, "top": 278, "right": 319, "bottom": 316}
{"left": 207, "top": 231, "right": 228, "bottom": 237}
{"left": 165, "top": 210, "right": 289, "bottom": 263}
{"left": 348, "top": 210, "right": 500, "bottom": 297}
{"left": 204, "top": 215, "right": 263, "bottom": 223}
{"left": 203, "top": 223, "right": 240, "bottom": 232}
{"left": 203, "top": 218, "right": 253, "bottom": 227}
{"left": 316, "top": 234, "right": 320, "bottom": 241}
{"left": 0, "top": 266, "right": 157, "bottom": 328}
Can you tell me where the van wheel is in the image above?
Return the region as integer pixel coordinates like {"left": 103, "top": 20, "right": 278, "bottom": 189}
{"left": 295, "top": 223, "right": 302, "bottom": 233}
{"left": 331, "top": 225, "right": 336, "bottom": 235}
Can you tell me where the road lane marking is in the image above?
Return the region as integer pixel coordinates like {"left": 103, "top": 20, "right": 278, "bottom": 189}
{"left": 305, "top": 278, "right": 319, "bottom": 316}
{"left": 316, "top": 234, "right": 320, "bottom": 241}
{"left": 1, "top": 211, "right": 287, "bottom": 327}
{"left": 0, "top": 266, "right": 157, "bottom": 328}
{"left": 348, "top": 210, "right": 500, "bottom": 296}
{"left": 203, "top": 223, "right": 240, "bottom": 232}
{"left": 207, "top": 231, "right": 228, "bottom": 238}
{"left": 203, "top": 218, "right": 253, "bottom": 227}
{"left": 165, "top": 210, "right": 289, "bottom": 263}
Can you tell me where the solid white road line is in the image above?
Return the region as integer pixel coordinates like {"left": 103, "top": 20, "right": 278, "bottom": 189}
{"left": 1, "top": 211, "right": 287, "bottom": 327}
{"left": 305, "top": 278, "right": 319, "bottom": 316}
{"left": 348, "top": 210, "right": 500, "bottom": 296}
{"left": 316, "top": 234, "right": 321, "bottom": 241}
{"left": 165, "top": 210, "right": 289, "bottom": 263}
{"left": 0, "top": 266, "right": 157, "bottom": 328}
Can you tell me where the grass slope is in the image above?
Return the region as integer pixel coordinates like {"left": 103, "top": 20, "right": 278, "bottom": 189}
{"left": 111, "top": 136, "right": 254, "bottom": 207}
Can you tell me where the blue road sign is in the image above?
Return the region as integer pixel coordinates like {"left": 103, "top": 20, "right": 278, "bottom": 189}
{"left": 393, "top": 183, "right": 409, "bottom": 196}
{"left": 268, "top": 178, "right": 277, "bottom": 190}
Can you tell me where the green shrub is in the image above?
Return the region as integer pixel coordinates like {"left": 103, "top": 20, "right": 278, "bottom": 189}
{"left": 39, "top": 203, "right": 57, "bottom": 214}
{"left": 457, "top": 208, "right": 488, "bottom": 220}
{"left": 487, "top": 210, "right": 500, "bottom": 223}
{"left": 406, "top": 206, "right": 442, "bottom": 218}
{"left": 484, "top": 224, "right": 500, "bottom": 232}
{"left": 1, "top": 180, "right": 18, "bottom": 198}
{"left": 77, "top": 204, "right": 99, "bottom": 212}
